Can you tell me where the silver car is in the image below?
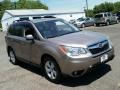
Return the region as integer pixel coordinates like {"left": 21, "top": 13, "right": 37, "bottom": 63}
{"left": 75, "top": 18, "right": 95, "bottom": 28}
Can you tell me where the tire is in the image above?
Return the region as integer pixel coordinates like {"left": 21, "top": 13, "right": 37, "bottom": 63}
{"left": 116, "top": 20, "right": 119, "bottom": 24}
{"left": 43, "top": 56, "right": 61, "bottom": 83}
{"left": 82, "top": 24, "right": 85, "bottom": 28}
{"left": 93, "top": 23, "right": 96, "bottom": 27}
{"left": 95, "top": 23, "right": 100, "bottom": 27}
{"left": 9, "top": 49, "right": 17, "bottom": 65}
{"left": 106, "top": 21, "right": 110, "bottom": 26}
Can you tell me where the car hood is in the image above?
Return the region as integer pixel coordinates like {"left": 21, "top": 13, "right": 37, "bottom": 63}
{"left": 48, "top": 31, "right": 107, "bottom": 48}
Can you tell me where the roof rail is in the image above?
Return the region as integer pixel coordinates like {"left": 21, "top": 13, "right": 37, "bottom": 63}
{"left": 13, "top": 15, "right": 56, "bottom": 23}
{"left": 13, "top": 19, "right": 30, "bottom": 23}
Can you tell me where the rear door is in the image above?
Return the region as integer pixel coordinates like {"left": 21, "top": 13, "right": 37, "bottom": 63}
{"left": 6, "top": 23, "right": 24, "bottom": 58}
{"left": 85, "top": 18, "right": 90, "bottom": 26}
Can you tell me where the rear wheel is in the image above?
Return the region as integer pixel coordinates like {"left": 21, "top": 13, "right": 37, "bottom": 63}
{"left": 43, "top": 56, "right": 61, "bottom": 83}
{"left": 116, "top": 20, "right": 119, "bottom": 24}
{"left": 82, "top": 24, "right": 85, "bottom": 28}
{"left": 9, "top": 49, "right": 17, "bottom": 65}
{"left": 106, "top": 21, "right": 110, "bottom": 26}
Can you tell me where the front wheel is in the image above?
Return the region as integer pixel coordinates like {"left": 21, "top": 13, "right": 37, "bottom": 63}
{"left": 81, "top": 24, "right": 85, "bottom": 28}
{"left": 43, "top": 56, "right": 61, "bottom": 83}
{"left": 9, "top": 49, "right": 17, "bottom": 65}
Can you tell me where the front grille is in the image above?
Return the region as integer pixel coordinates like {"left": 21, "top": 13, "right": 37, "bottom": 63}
{"left": 88, "top": 40, "right": 109, "bottom": 54}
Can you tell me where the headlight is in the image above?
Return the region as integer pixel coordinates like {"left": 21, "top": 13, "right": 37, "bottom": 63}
{"left": 59, "top": 45, "right": 91, "bottom": 58}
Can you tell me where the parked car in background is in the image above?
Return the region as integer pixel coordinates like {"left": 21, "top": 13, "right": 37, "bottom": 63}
{"left": 74, "top": 17, "right": 95, "bottom": 28}
{"left": 116, "top": 12, "right": 120, "bottom": 21}
{"left": 69, "top": 19, "right": 76, "bottom": 26}
{"left": 94, "top": 12, "right": 119, "bottom": 26}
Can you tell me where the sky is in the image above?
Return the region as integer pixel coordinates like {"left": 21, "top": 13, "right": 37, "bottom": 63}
{"left": 41, "top": 0, "right": 120, "bottom": 11}
{"left": 0, "top": 0, "right": 119, "bottom": 11}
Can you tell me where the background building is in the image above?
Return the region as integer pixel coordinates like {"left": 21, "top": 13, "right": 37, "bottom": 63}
{"left": 1, "top": 9, "right": 85, "bottom": 31}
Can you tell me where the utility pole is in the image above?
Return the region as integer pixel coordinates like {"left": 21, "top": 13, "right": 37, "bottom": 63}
{"left": 85, "top": 0, "right": 88, "bottom": 17}
{"left": 86, "top": 0, "right": 88, "bottom": 11}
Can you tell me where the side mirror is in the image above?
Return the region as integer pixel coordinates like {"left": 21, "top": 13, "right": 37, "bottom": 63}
{"left": 25, "top": 35, "right": 34, "bottom": 41}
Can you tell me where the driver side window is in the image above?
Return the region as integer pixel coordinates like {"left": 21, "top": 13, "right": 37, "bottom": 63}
{"left": 25, "top": 23, "right": 39, "bottom": 40}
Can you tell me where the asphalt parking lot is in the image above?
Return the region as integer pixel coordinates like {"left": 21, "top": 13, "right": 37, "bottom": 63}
{"left": 0, "top": 24, "right": 120, "bottom": 90}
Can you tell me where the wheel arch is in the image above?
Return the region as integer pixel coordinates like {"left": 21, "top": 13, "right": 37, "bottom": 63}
{"left": 40, "top": 54, "right": 61, "bottom": 72}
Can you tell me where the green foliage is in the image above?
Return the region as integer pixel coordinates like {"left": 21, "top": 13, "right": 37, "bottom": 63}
{"left": 85, "top": 9, "right": 94, "bottom": 17}
{"left": 113, "top": 2, "right": 120, "bottom": 13}
{"left": 86, "top": 1, "right": 120, "bottom": 17}
{"left": 16, "top": 0, "right": 48, "bottom": 9}
{"left": 93, "top": 2, "right": 114, "bottom": 14}
{"left": 0, "top": 0, "right": 48, "bottom": 20}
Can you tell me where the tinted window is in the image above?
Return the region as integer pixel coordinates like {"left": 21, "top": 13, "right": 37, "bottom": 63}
{"left": 25, "top": 23, "right": 39, "bottom": 40}
{"left": 117, "top": 12, "right": 120, "bottom": 16}
{"left": 77, "top": 18, "right": 85, "bottom": 21}
{"left": 20, "top": 17, "right": 29, "bottom": 21}
{"left": 104, "top": 14, "right": 107, "bottom": 17}
{"left": 86, "top": 18, "right": 90, "bottom": 21}
{"left": 8, "top": 24, "right": 24, "bottom": 37}
{"left": 95, "top": 14, "right": 103, "bottom": 18}
{"left": 33, "top": 17, "right": 41, "bottom": 19}
{"left": 108, "top": 13, "right": 111, "bottom": 16}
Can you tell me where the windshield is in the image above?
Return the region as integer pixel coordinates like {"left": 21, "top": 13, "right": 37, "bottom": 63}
{"left": 95, "top": 14, "right": 103, "bottom": 18}
{"left": 77, "top": 18, "right": 85, "bottom": 21}
{"left": 35, "top": 19, "right": 80, "bottom": 39}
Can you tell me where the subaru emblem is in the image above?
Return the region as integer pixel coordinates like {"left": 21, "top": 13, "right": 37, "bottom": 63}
{"left": 99, "top": 43, "right": 103, "bottom": 48}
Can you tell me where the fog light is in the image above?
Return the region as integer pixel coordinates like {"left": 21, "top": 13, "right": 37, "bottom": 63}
{"left": 72, "top": 70, "right": 84, "bottom": 76}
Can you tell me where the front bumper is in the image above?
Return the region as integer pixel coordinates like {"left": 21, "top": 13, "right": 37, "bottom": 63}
{"left": 59, "top": 48, "right": 114, "bottom": 77}
{"left": 76, "top": 24, "right": 83, "bottom": 28}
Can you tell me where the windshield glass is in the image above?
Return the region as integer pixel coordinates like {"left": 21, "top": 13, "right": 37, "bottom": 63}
{"left": 77, "top": 18, "right": 85, "bottom": 21}
{"left": 35, "top": 19, "right": 80, "bottom": 39}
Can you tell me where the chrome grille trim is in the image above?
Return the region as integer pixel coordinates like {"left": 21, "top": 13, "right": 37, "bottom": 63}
{"left": 88, "top": 40, "right": 109, "bottom": 54}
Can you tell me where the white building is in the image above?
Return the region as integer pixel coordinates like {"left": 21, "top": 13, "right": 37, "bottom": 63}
{"left": 1, "top": 9, "right": 85, "bottom": 31}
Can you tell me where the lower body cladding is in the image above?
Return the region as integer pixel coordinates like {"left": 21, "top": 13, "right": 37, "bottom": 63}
{"left": 59, "top": 48, "right": 114, "bottom": 77}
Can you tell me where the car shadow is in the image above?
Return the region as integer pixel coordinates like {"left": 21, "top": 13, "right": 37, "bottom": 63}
{"left": 18, "top": 61, "right": 45, "bottom": 77}
{"left": 17, "top": 61, "right": 111, "bottom": 87}
{"left": 60, "top": 64, "right": 111, "bottom": 87}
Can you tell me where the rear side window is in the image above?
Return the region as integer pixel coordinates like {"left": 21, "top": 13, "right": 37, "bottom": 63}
{"left": 108, "top": 13, "right": 111, "bottom": 16}
{"left": 8, "top": 23, "right": 24, "bottom": 37}
{"left": 95, "top": 14, "right": 103, "bottom": 18}
{"left": 104, "top": 14, "right": 107, "bottom": 17}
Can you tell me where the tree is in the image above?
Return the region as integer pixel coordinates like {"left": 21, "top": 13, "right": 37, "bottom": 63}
{"left": 85, "top": 9, "right": 94, "bottom": 17}
{"left": 86, "top": 1, "right": 120, "bottom": 17}
{"left": 0, "top": 0, "right": 48, "bottom": 20}
{"left": 113, "top": 2, "right": 120, "bottom": 13}
{"left": 16, "top": 0, "right": 48, "bottom": 9}
{"left": 93, "top": 2, "right": 114, "bottom": 14}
